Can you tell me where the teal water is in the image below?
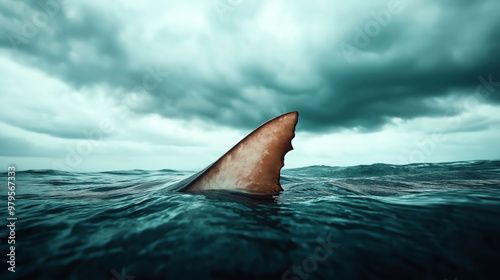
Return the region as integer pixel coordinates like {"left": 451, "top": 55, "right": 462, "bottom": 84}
{"left": 1, "top": 160, "right": 500, "bottom": 279}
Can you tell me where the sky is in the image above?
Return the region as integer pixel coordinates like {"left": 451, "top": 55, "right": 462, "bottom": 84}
{"left": 0, "top": 0, "right": 499, "bottom": 172}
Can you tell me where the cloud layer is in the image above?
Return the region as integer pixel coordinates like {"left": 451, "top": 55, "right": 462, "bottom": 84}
{"left": 1, "top": 0, "right": 499, "bottom": 170}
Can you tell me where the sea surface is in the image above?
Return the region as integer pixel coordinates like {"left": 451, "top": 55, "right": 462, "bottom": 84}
{"left": 2, "top": 160, "right": 500, "bottom": 280}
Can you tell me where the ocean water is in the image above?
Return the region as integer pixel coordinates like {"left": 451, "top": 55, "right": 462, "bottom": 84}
{"left": 2, "top": 160, "right": 500, "bottom": 280}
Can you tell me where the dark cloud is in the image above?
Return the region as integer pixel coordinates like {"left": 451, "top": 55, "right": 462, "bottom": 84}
{"left": 0, "top": 0, "right": 145, "bottom": 92}
{"left": 1, "top": 0, "right": 499, "bottom": 134}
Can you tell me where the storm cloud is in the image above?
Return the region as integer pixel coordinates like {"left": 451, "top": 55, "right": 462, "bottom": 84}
{"left": 1, "top": 0, "right": 499, "bottom": 170}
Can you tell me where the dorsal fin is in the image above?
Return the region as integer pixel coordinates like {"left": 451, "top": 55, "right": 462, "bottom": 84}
{"left": 180, "top": 111, "right": 298, "bottom": 194}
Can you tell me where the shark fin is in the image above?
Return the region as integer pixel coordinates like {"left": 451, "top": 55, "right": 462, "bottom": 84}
{"left": 180, "top": 111, "right": 298, "bottom": 194}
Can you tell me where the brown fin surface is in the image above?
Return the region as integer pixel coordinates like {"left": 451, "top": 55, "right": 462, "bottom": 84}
{"left": 182, "top": 111, "right": 298, "bottom": 194}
